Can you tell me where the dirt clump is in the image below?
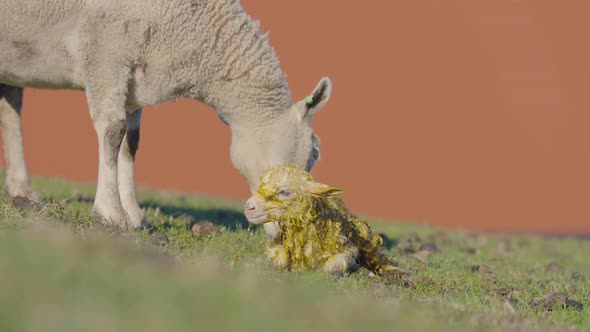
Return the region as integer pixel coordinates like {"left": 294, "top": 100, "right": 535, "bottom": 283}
{"left": 418, "top": 243, "right": 439, "bottom": 252}
{"left": 460, "top": 247, "right": 477, "bottom": 254}
{"left": 530, "top": 293, "right": 584, "bottom": 311}
{"left": 191, "top": 220, "right": 220, "bottom": 237}
{"left": 471, "top": 265, "right": 497, "bottom": 282}
{"left": 150, "top": 233, "right": 169, "bottom": 247}
{"left": 544, "top": 262, "right": 563, "bottom": 273}
{"left": 571, "top": 272, "right": 585, "bottom": 281}
{"left": 11, "top": 196, "right": 42, "bottom": 212}
{"left": 175, "top": 213, "right": 196, "bottom": 223}
{"left": 380, "top": 267, "right": 414, "bottom": 287}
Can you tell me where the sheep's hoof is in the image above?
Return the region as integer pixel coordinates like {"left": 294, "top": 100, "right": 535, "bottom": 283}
{"left": 91, "top": 207, "right": 130, "bottom": 229}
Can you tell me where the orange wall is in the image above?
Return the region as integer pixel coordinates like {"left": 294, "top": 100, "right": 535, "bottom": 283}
{"left": 4, "top": 1, "right": 590, "bottom": 234}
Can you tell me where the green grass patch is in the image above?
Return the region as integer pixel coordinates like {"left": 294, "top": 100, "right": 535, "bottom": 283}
{"left": 0, "top": 175, "right": 587, "bottom": 331}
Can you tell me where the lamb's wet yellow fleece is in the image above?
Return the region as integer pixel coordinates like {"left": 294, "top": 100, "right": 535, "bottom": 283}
{"left": 256, "top": 165, "right": 398, "bottom": 274}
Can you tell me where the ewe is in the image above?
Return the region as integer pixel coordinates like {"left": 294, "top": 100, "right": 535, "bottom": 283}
{"left": 245, "top": 165, "right": 401, "bottom": 276}
{"left": 0, "top": 0, "right": 330, "bottom": 230}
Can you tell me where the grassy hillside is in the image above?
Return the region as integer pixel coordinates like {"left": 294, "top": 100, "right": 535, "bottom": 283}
{"left": 0, "top": 175, "right": 587, "bottom": 332}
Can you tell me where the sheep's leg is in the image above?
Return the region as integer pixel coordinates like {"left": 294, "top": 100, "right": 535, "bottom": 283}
{"left": 0, "top": 85, "right": 39, "bottom": 202}
{"left": 117, "top": 108, "right": 147, "bottom": 228}
{"left": 85, "top": 71, "right": 131, "bottom": 228}
{"left": 89, "top": 108, "right": 128, "bottom": 227}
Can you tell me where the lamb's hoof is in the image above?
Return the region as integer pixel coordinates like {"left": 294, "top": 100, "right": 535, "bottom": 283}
{"left": 11, "top": 196, "right": 42, "bottom": 212}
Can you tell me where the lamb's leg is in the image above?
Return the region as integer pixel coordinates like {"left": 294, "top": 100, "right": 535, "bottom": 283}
{"left": 117, "top": 108, "right": 147, "bottom": 228}
{"left": 266, "top": 244, "right": 289, "bottom": 269}
{"left": 263, "top": 222, "right": 281, "bottom": 241}
{"left": 322, "top": 247, "right": 358, "bottom": 275}
{"left": 0, "top": 85, "right": 39, "bottom": 202}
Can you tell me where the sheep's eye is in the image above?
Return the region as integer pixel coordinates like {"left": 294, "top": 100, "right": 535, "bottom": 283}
{"left": 312, "top": 147, "right": 319, "bottom": 161}
{"left": 276, "top": 189, "right": 293, "bottom": 199}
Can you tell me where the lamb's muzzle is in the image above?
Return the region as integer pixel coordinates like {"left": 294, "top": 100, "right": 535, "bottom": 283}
{"left": 244, "top": 196, "right": 268, "bottom": 224}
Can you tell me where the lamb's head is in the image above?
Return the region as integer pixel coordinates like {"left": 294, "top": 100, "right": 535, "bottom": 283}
{"left": 244, "top": 164, "right": 342, "bottom": 224}
{"left": 229, "top": 78, "right": 331, "bottom": 192}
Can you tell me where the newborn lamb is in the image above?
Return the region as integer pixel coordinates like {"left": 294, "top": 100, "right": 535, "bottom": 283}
{"left": 245, "top": 165, "right": 400, "bottom": 276}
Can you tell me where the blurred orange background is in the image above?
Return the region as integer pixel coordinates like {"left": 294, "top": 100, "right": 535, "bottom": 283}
{"left": 4, "top": 1, "right": 590, "bottom": 234}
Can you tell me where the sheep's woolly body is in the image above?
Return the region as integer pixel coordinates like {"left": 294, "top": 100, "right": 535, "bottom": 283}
{"left": 0, "top": 0, "right": 291, "bottom": 117}
{"left": 257, "top": 165, "right": 397, "bottom": 274}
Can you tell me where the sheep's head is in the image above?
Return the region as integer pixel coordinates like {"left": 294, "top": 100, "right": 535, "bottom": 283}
{"left": 244, "top": 165, "right": 342, "bottom": 224}
{"left": 229, "top": 78, "right": 331, "bottom": 192}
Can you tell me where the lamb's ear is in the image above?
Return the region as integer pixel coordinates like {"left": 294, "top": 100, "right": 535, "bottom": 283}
{"left": 296, "top": 77, "right": 332, "bottom": 122}
{"left": 306, "top": 181, "right": 343, "bottom": 197}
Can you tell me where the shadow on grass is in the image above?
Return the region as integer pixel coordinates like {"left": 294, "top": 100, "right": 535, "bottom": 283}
{"left": 140, "top": 201, "right": 249, "bottom": 231}
{"left": 378, "top": 233, "right": 399, "bottom": 251}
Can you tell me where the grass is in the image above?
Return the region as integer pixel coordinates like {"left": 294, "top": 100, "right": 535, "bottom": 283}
{"left": 0, "top": 175, "right": 587, "bottom": 332}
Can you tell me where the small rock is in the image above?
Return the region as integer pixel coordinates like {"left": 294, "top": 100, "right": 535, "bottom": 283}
{"left": 11, "top": 196, "right": 42, "bottom": 212}
{"left": 460, "top": 247, "right": 477, "bottom": 255}
{"left": 175, "top": 213, "right": 196, "bottom": 223}
{"left": 471, "top": 265, "right": 497, "bottom": 282}
{"left": 191, "top": 220, "right": 220, "bottom": 237}
{"left": 565, "top": 299, "right": 584, "bottom": 311}
{"left": 571, "top": 272, "right": 586, "bottom": 281}
{"left": 545, "top": 262, "right": 562, "bottom": 272}
{"left": 419, "top": 242, "right": 439, "bottom": 252}
{"left": 530, "top": 293, "right": 568, "bottom": 311}
{"left": 150, "top": 233, "right": 169, "bottom": 247}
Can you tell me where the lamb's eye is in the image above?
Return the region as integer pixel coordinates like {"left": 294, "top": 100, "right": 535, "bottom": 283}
{"left": 276, "top": 189, "right": 293, "bottom": 199}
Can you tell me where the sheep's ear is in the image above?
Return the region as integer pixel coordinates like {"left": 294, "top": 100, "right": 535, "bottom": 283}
{"left": 306, "top": 181, "right": 343, "bottom": 197}
{"left": 296, "top": 77, "right": 332, "bottom": 122}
